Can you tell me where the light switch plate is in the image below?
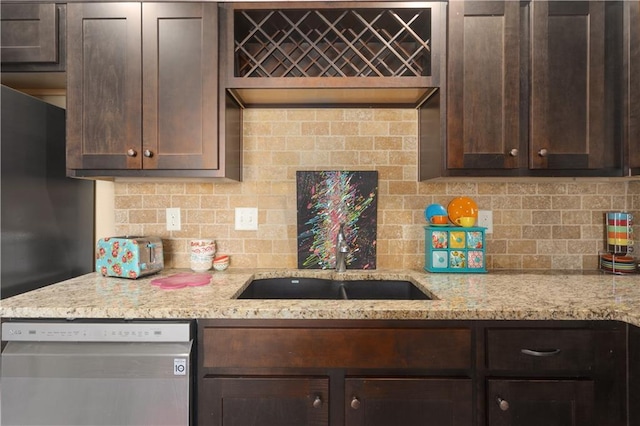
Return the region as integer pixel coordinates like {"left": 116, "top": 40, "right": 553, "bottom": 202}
{"left": 478, "top": 210, "right": 493, "bottom": 234}
{"left": 235, "top": 207, "right": 258, "bottom": 231}
{"left": 166, "top": 208, "right": 181, "bottom": 231}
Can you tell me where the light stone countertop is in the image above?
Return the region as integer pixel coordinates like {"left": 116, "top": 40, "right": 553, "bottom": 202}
{"left": 1, "top": 269, "right": 639, "bottom": 327}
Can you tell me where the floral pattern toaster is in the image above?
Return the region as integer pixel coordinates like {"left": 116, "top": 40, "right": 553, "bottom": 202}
{"left": 96, "top": 236, "right": 164, "bottom": 279}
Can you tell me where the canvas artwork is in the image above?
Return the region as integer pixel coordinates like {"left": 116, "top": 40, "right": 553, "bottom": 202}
{"left": 296, "top": 171, "right": 378, "bottom": 270}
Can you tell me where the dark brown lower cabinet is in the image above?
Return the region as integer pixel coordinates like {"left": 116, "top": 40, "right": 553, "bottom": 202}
{"left": 197, "top": 320, "right": 627, "bottom": 426}
{"left": 630, "top": 325, "right": 640, "bottom": 425}
{"left": 345, "top": 378, "right": 472, "bottom": 426}
{"left": 203, "top": 377, "right": 329, "bottom": 426}
{"left": 487, "top": 380, "right": 594, "bottom": 426}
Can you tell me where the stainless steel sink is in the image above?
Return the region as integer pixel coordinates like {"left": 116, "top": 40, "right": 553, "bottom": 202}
{"left": 236, "top": 277, "right": 431, "bottom": 300}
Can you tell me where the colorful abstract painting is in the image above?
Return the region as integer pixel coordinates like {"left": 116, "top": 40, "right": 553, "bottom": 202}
{"left": 296, "top": 171, "right": 378, "bottom": 270}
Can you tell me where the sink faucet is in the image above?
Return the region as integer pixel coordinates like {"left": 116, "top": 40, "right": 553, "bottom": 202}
{"left": 335, "top": 223, "right": 349, "bottom": 273}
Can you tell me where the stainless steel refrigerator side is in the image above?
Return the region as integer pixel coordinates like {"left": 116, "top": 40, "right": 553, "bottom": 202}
{"left": 1, "top": 85, "right": 95, "bottom": 299}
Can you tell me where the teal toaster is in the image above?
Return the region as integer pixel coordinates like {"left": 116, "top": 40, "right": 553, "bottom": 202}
{"left": 96, "top": 236, "right": 163, "bottom": 279}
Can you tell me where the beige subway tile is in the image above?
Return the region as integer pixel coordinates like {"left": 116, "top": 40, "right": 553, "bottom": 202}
{"left": 126, "top": 182, "right": 156, "bottom": 195}
{"left": 115, "top": 195, "right": 143, "bottom": 209}
{"left": 383, "top": 210, "right": 414, "bottom": 225}
{"left": 142, "top": 194, "right": 170, "bottom": 209}
{"left": 561, "top": 210, "right": 592, "bottom": 225}
{"left": 581, "top": 195, "right": 612, "bottom": 210}
{"left": 344, "top": 109, "right": 374, "bottom": 121}
{"left": 272, "top": 151, "right": 300, "bottom": 166}
{"left": 378, "top": 225, "right": 403, "bottom": 239}
{"left": 571, "top": 240, "right": 598, "bottom": 254}
{"left": 521, "top": 195, "right": 551, "bottom": 210}
{"left": 389, "top": 121, "right": 417, "bottom": 136}
{"left": 502, "top": 210, "right": 530, "bottom": 225}
{"left": 201, "top": 195, "right": 230, "bottom": 209}
{"left": 568, "top": 182, "right": 598, "bottom": 194}
{"left": 114, "top": 182, "right": 128, "bottom": 195}
{"left": 185, "top": 183, "right": 214, "bottom": 194}
{"left": 244, "top": 238, "right": 273, "bottom": 253}
{"left": 537, "top": 239, "right": 568, "bottom": 254}
{"left": 522, "top": 225, "right": 551, "bottom": 239}
{"left": 388, "top": 181, "right": 417, "bottom": 196}
{"left": 286, "top": 136, "right": 317, "bottom": 151}
{"left": 287, "top": 109, "right": 316, "bottom": 121}
{"left": 492, "top": 224, "right": 521, "bottom": 239}
{"left": 492, "top": 255, "right": 522, "bottom": 269}
{"left": 551, "top": 255, "right": 582, "bottom": 270}
{"left": 487, "top": 239, "right": 506, "bottom": 254}
{"left": 478, "top": 183, "right": 507, "bottom": 195}
{"left": 537, "top": 183, "right": 567, "bottom": 194}
{"left": 507, "top": 240, "right": 536, "bottom": 254}
{"left": 170, "top": 224, "right": 200, "bottom": 239}
{"left": 373, "top": 110, "right": 407, "bottom": 121}
{"left": 171, "top": 195, "right": 200, "bottom": 209}
{"left": 360, "top": 121, "right": 389, "bottom": 136}
{"left": 389, "top": 150, "right": 416, "bottom": 166}
{"left": 506, "top": 182, "right": 537, "bottom": 195}
{"left": 300, "top": 150, "right": 331, "bottom": 166}
{"left": 329, "top": 151, "right": 359, "bottom": 166}
{"left": 551, "top": 225, "right": 581, "bottom": 239}
{"left": 551, "top": 195, "right": 581, "bottom": 209}
{"left": 360, "top": 151, "right": 390, "bottom": 165}
{"left": 446, "top": 182, "right": 477, "bottom": 195}
{"left": 376, "top": 165, "right": 404, "bottom": 180}
{"left": 345, "top": 136, "right": 375, "bottom": 150}
{"left": 186, "top": 209, "right": 215, "bottom": 224}
{"left": 522, "top": 255, "right": 551, "bottom": 269}
{"left": 300, "top": 122, "right": 330, "bottom": 136}
{"left": 316, "top": 136, "right": 345, "bottom": 150}
{"left": 230, "top": 254, "right": 259, "bottom": 268}
{"left": 315, "top": 109, "right": 344, "bottom": 121}
{"left": 331, "top": 121, "right": 359, "bottom": 136}
{"left": 243, "top": 121, "right": 273, "bottom": 137}
{"left": 532, "top": 210, "right": 561, "bottom": 224}
{"left": 201, "top": 224, "right": 230, "bottom": 239}
{"left": 493, "top": 195, "right": 522, "bottom": 210}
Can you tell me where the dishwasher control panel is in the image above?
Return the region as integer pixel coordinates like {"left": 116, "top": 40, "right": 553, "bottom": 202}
{"left": 2, "top": 322, "right": 191, "bottom": 342}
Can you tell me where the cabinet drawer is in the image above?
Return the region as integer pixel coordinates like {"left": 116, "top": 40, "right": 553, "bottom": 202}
{"left": 486, "top": 329, "right": 594, "bottom": 371}
{"left": 203, "top": 327, "right": 471, "bottom": 370}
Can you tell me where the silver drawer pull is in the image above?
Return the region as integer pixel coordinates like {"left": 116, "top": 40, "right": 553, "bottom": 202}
{"left": 521, "top": 348, "right": 561, "bottom": 357}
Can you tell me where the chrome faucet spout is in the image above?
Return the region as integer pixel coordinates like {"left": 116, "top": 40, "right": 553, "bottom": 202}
{"left": 336, "top": 223, "right": 349, "bottom": 273}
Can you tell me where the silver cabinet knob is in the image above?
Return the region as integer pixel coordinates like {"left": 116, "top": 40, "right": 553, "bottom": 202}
{"left": 312, "top": 396, "right": 322, "bottom": 409}
{"left": 126, "top": 148, "right": 137, "bottom": 157}
{"left": 538, "top": 148, "right": 548, "bottom": 157}
{"left": 350, "top": 396, "right": 361, "bottom": 410}
{"left": 143, "top": 149, "right": 153, "bottom": 158}
{"left": 497, "top": 397, "right": 510, "bottom": 411}
{"left": 509, "top": 148, "right": 518, "bottom": 157}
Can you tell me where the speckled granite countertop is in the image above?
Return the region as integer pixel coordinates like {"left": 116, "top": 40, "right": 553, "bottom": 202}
{"left": 1, "top": 269, "right": 639, "bottom": 327}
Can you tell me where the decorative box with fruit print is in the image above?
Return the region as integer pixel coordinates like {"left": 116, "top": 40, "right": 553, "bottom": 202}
{"left": 96, "top": 236, "right": 164, "bottom": 279}
{"left": 424, "top": 226, "right": 486, "bottom": 273}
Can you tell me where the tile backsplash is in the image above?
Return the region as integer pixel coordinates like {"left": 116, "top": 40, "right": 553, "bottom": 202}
{"left": 113, "top": 108, "right": 640, "bottom": 271}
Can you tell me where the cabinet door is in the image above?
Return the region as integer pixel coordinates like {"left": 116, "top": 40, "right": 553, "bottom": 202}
{"left": 142, "top": 3, "right": 218, "bottom": 170}
{"left": 1, "top": 3, "right": 57, "bottom": 63}
{"left": 66, "top": 3, "right": 142, "bottom": 170}
{"left": 627, "top": 0, "right": 640, "bottom": 174}
{"left": 630, "top": 325, "right": 640, "bottom": 426}
{"left": 530, "top": 1, "right": 609, "bottom": 170}
{"left": 200, "top": 377, "right": 329, "bottom": 426}
{"left": 345, "top": 378, "right": 472, "bottom": 426}
{"left": 447, "top": 1, "right": 523, "bottom": 170}
{"left": 487, "top": 379, "right": 594, "bottom": 426}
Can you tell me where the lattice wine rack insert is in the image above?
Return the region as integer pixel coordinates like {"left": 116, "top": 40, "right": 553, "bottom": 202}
{"left": 234, "top": 8, "right": 432, "bottom": 78}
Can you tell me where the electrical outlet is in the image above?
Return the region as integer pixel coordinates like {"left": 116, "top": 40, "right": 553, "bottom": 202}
{"left": 478, "top": 210, "right": 493, "bottom": 234}
{"left": 235, "top": 207, "right": 258, "bottom": 231}
{"left": 166, "top": 208, "right": 181, "bottom": 231}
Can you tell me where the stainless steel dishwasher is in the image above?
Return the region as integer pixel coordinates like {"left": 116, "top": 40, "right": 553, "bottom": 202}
{"left": 1, "top": 321, "right": 193, "bottom": 426}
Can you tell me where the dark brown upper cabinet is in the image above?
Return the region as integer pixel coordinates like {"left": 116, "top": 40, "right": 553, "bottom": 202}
{"left": 442, "top": 0, "right": 625, "bottom": 178}
{"left": 219, "top": 2, "right": 446, "bottom": 108}
{"left": 626, "top": 0, "right": 640, "bottom": 175}
{"left": 0, "top": 3, "right": 65, "bottom": 72}
{"left": 66, "top": 2, "right": 241, "bottom": 180}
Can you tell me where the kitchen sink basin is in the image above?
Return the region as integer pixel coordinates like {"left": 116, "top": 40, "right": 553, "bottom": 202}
{"left": 236, "top": 277, "right": 431, "bottom": 300}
